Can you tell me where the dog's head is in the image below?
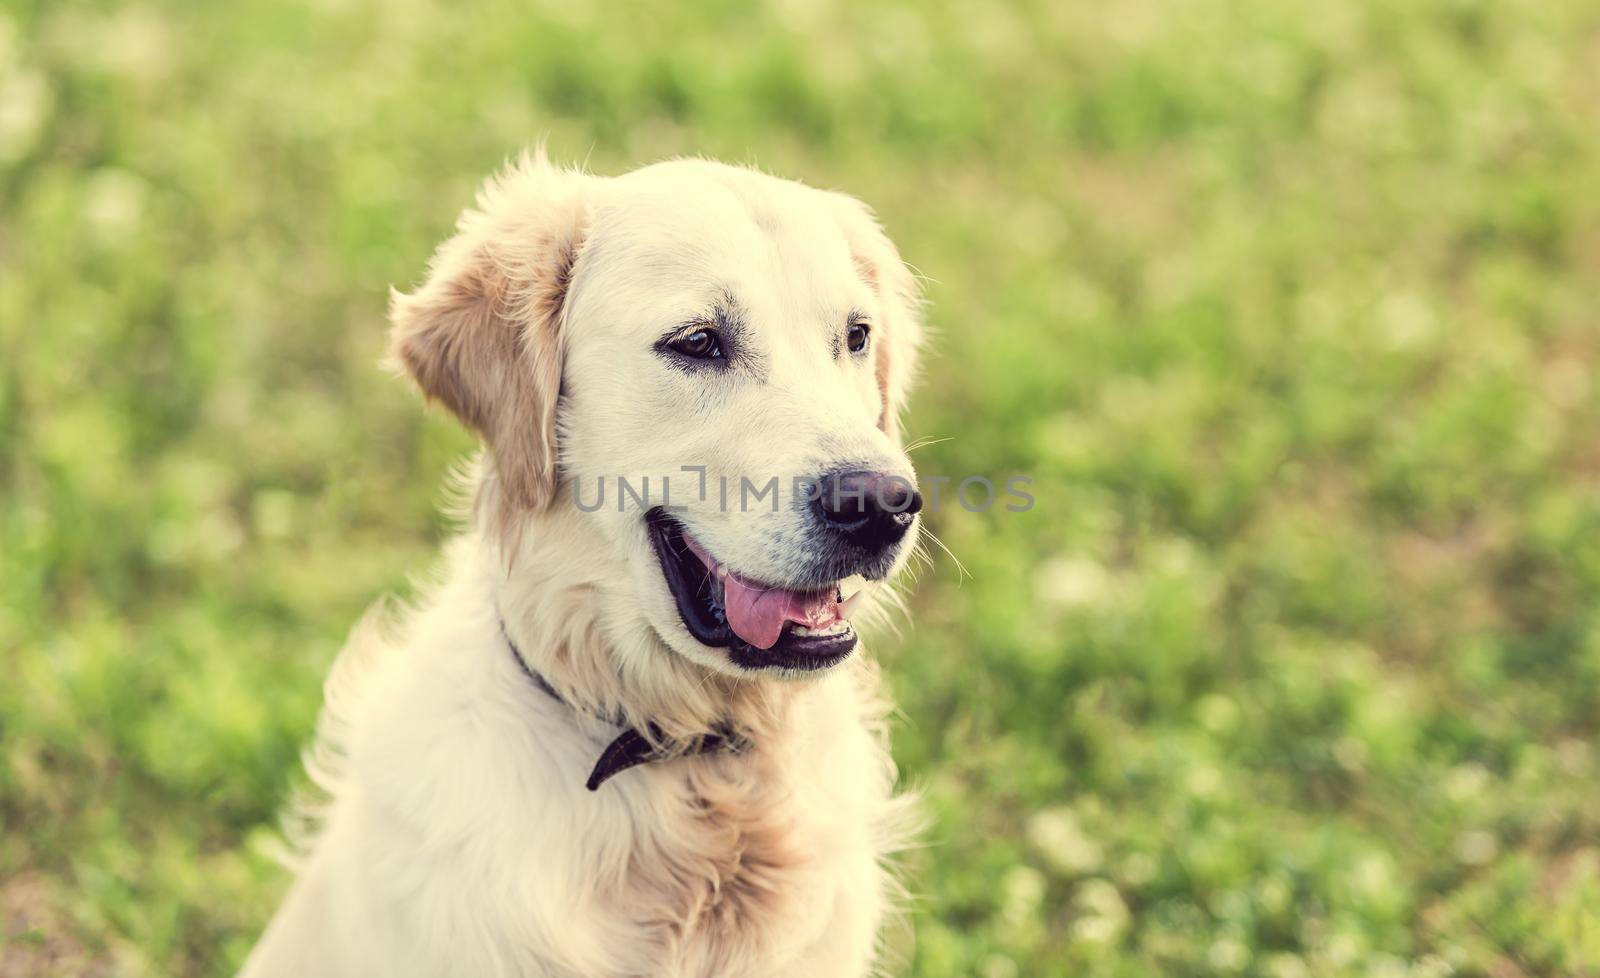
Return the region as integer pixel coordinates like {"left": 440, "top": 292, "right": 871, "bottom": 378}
{"left": 390, "top": 155, "right": 923, "bottom": 678}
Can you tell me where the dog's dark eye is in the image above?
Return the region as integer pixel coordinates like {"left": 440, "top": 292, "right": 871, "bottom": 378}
{"left": 847, "top": 322, "right": 871, "bottom": 354}
{"left": 669, "top": 328, "right": 724, "bottom": 360}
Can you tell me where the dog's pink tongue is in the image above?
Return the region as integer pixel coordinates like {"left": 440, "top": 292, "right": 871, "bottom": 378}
{"left": 681, "top": 532, "right": 839, "bottom": 650}
{"left": 721, "top": 573, "right": 839, "bottom": 650}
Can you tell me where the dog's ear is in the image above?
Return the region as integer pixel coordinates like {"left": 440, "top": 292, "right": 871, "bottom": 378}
{"left": 829, "top": 196, "right": 924, "bottom": 442}
{"left": 389, "top": 153, "right": 589, "bottom": 518}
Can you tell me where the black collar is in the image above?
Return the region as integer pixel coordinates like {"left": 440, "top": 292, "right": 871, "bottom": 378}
{"left": 501, "top": 620, "right": 746, "bottom": 791}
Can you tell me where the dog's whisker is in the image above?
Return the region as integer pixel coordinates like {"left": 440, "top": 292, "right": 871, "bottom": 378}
{"left": 903, "top": 540, "right": 936, "bottom": 579}
{"left": 900, "top": 434, "right": 952, "bottom": 455}
{"left": 918, "top": 528, "right": 969, "bottom": 583}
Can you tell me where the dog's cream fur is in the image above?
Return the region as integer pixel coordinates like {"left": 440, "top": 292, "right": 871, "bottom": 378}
{"left": 240, "top": 155, "right": 924, "bottom": 978}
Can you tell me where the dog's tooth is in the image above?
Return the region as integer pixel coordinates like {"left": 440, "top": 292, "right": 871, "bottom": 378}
{"left": 839, "top": 589, "right": 866, "bottom": 619}
{"left": 791, "top": 620, "right": 853, "bottom": 638}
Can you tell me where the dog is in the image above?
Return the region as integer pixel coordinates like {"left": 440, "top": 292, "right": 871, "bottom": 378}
{"left": 239, "top": 153, "right": 926, "bottom": 978}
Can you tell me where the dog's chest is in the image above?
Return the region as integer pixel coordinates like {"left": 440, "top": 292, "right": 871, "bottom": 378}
{"left": 597, "top": 755, "right": 869, "bottom": 977}
{"left": 365, "top": 643, "right": 895, "bottom": 977}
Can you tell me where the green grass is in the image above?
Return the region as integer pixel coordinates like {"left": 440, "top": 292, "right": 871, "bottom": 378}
{"left": 4, "top": 0, "right": 1600, "bottom": 974}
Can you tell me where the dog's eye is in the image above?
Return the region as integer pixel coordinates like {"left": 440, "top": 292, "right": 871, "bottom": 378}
{"left": 669, "top": 328, "right": 725, "bottom": 360}
{"left": 847, "top": 322, "right": 871, "bottom": 354}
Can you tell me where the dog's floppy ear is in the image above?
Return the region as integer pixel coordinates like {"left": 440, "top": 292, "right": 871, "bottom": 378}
{"left": 829, "top": 196, "right": 924, "bottom": 442}
{"left": 389, "top": 153, "right": 589, "bottom": 518}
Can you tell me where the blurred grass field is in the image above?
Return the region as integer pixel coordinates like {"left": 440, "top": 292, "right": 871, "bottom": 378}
{"left": 4, "top": 0, "right": 1600, "bottom": 974}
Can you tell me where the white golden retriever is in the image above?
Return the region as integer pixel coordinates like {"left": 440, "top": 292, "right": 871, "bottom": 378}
{"left": 240, "top": 154, "right": 927, "bottom": 978}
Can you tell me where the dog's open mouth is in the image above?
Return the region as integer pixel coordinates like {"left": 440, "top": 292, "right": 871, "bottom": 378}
{"left": 646, "top": 508, "right": 862, "bottom": 671}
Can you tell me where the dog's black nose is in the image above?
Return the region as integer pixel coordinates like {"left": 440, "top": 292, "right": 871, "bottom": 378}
{"left": 812, "top": 470, "right": 922, "bottom": 552}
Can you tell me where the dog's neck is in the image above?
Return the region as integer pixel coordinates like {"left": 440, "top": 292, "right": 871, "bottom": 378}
{"left": 478, "top": 480, "right": 806, "bottom": 747}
